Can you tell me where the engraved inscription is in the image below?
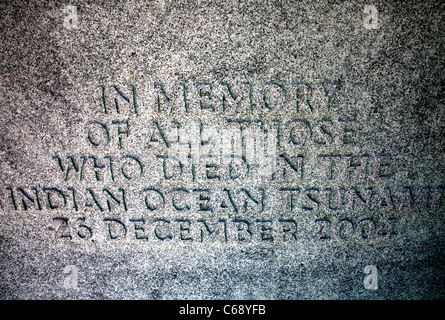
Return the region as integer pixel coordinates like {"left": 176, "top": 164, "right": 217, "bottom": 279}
{"left": 1, "top": 79, "right": 441, "bottom": 246}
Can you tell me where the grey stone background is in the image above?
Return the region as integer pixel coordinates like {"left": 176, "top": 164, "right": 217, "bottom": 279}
{"left": 0, "top": 0, "right": 444, "bottom": 299}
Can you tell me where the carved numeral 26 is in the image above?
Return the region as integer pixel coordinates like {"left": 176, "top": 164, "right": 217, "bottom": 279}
{"left": 52, "top": 217, "right": 93, "bottom": 240}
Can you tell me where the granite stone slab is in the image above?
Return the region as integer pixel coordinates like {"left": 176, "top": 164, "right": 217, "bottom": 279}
{"left": 0, "top": 0, "right": 444, "bottom": 299}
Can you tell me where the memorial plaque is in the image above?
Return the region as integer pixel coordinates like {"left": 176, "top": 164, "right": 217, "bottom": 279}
{"left": 0, "top": 0, "right": 444, "bottom": 300}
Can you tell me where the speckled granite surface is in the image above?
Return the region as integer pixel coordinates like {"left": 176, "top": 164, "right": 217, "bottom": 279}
{"left": 0, "top": 0, "right": 444, "bottom": 299}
